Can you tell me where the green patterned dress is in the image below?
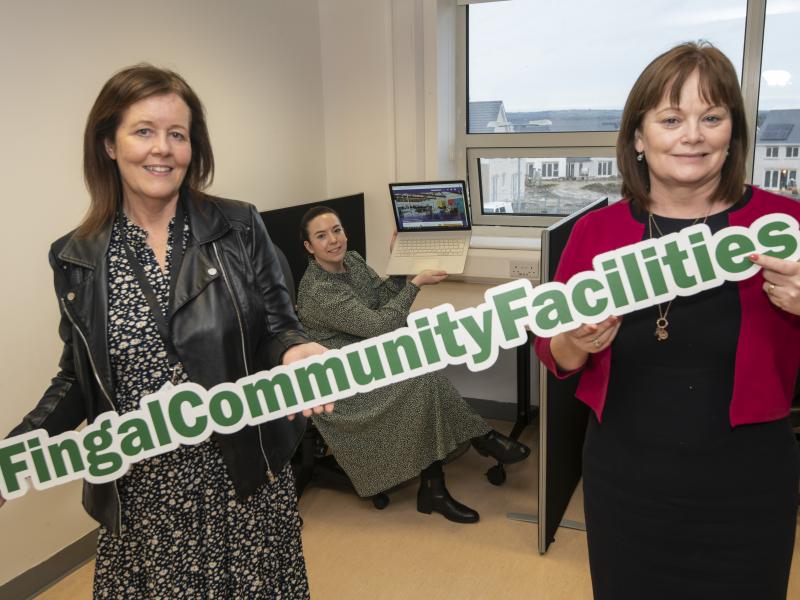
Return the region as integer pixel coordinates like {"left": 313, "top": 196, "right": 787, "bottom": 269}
{"left": 296, "top": 251, "right": 489, "bottom": 497}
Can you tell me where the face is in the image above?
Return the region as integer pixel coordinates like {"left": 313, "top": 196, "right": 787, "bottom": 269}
{"left": 304, "top": 213, "right": 348, "bottom": 272}
{"left": 105, "top": 93, "right": 192, "bottom": 208}
{"left": 635, "top": 70, "right": 732, "bottom": 197}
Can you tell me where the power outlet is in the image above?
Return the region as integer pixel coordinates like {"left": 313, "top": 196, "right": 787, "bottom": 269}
{"left": 509, "top": 260, "right": 538, "bottom": 280}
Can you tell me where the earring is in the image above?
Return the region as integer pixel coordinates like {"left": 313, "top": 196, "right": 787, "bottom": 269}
{"left": 636, "top": 152, "right": 644, "bottom": 163}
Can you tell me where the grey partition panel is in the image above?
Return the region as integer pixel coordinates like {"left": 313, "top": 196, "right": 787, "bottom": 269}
{"left": 537, "top": 197, "right": 608, "bottom": 554}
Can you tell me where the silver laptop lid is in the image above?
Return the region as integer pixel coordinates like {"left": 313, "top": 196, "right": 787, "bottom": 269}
{"left": 388, "top": 181, "right": 471, "bottom": 233}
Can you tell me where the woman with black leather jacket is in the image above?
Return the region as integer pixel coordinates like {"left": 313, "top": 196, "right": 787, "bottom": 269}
{"left": 1, "top": 64, "right": 330, "bottom": 598}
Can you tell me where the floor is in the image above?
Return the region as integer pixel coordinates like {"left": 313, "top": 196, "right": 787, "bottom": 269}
{"left": 34, "top": 421, "right": 800, "bottom": 599}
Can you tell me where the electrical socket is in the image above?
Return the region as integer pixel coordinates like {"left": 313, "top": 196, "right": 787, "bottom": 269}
{"left": 509, "top": 260, "right": 538, "bottom": 280}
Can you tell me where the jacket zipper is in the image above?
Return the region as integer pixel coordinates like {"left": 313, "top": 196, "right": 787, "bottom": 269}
{"left": 60, "top": 297, "right": 124, "bottom": 535}
{"left": 212, "top": 242, "right": 276, "bottom": 483}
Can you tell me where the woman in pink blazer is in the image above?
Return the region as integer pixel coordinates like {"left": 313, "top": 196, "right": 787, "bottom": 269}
{"left": 536, "top": 42, "right": 800, "bottom": 600}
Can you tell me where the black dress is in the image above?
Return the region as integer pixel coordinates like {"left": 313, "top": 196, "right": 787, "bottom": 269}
{"left": 582, "top": 193, "right": 799, "bottom": 600}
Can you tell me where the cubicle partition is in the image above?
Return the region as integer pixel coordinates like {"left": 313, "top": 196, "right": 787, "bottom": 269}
{"left": 536, "top": 197, "right": 608, "bottom": 554}
{"left": 259, "top": 193, "right": 366, "bottom": 292}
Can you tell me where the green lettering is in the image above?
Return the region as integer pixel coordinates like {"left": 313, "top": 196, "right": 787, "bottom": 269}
{"left": 715, "top": 233, "right": 756, "bottom": 274}
{"left": 531, "top": 289, "right": 574, "bottom": 332}
{"left": 346, "top": 345, "right": 386, "bottom": 385}
{"left": 382, "top": 335, "right": 423, "bottom": 375}
{"left": 118, "top": 417, "right": 157, "bottom": 457}
{"left": 47, "top": 438, "right": 85, "bottom": 477}
{"left": 295, "top": 357, "right": 351, "bottom": 402}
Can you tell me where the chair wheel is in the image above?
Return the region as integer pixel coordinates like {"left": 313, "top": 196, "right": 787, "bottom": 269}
{"left": 486, "top": 464, "right": 507, "bottom": 486}
{"left": 372, "top": 493, "right": 390, "bottom": 509}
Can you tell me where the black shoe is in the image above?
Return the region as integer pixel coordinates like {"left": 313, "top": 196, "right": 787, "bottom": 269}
{"left": 417, "top": 476, "right": 479, "bottom": 523}
{"left": 472, "top": 430, "right": 531, "bottom": 464}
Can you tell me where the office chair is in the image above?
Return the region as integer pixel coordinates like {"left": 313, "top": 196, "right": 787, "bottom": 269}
{"left": 273, "top": 244, "right": 390, "bottom": 510}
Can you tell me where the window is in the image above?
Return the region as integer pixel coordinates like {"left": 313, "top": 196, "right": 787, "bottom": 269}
{"left": 541, "top": 162, "right": 559, "bottom": 179}
{"left": 460, "top": 0, "right": 755, "bottom": 225}
{"left": 765, "top": 170, "right": 779, "bottom": 188}
{"left": 460, "top": 1, "right": 800, "bottom": 222}
{"left": 753, "top": 0, "right": 800, "bottom": 199}
{"left": 469, "top": 149, "right": 618, "bottom": 223}
{"left": 467, "top": 0, "right": 746, "bottom": 134}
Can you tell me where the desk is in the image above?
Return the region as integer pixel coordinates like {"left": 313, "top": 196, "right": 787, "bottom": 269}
{"left": 412, "top": 281, "right": 537, "bottom": 488}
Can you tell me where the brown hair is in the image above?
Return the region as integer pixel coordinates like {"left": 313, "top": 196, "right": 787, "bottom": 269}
{"left": 78, "top": 64, "right": 214, "bottom": 236}
{"left": 299, "top": 206, "right": 341, "bottom": 255}
{"left": 617, "top": 42, "right": 747, "bottom": 211}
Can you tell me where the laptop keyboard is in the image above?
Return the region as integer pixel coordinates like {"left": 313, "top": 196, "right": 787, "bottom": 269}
{"left": 394, "top": 238, "right": 466, "bottom": 257}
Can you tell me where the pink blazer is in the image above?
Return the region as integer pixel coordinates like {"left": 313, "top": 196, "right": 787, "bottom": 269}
{"left": 534, "top": 186, "right": 800, "bottom": 426}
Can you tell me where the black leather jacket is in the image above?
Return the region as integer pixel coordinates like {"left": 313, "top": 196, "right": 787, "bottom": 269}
{"left": 9, "top": 193, "right": 309, "bottom": 535}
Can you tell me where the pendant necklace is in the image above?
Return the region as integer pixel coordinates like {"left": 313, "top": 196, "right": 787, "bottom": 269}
{"left": 647, "top": 210, "right": 710, "bottom": 342}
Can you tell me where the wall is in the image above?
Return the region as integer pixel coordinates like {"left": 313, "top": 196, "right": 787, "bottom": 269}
{"left": 318, "top": 0, "right": 397, "bottom": 268}
{"left": 0, "top": 0, "right": 326, "bottom": 586}
{"left": 318, "top": 0, "right": 521, "bottom": 405}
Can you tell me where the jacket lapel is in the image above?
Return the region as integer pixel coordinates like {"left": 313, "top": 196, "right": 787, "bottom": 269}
{"left": 171, "top": 192, "right": 230, "bottom": 316}
{"left": 172, "top": 244, "right": 220, "bottom": 315}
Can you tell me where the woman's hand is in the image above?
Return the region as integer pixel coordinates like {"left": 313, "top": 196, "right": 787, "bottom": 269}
{"left": 411, "top": 269, "right": 448, "bottom": 287}
{"left": 750, "top": 253, "right": 800, "bottom": 316}
{"left": 281, "top": 342, "right": 336, "bottom": 419}
{"left": 550, "top": 316, "right": 622, "bottom": 372}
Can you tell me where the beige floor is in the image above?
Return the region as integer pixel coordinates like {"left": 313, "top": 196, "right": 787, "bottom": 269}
{"left": 35, "top": 422, "right": 800, "bottom": 599}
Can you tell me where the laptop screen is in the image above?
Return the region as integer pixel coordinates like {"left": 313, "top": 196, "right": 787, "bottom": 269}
{"left": 389, "top": 181, "right": 471, "bottom": 232}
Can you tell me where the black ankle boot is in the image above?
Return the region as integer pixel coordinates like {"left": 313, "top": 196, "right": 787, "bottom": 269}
{"left": 417, "top": 462, "right": 479, "bottom": 524}
{"left": 471, "top": 430, "right": 531, "bottom": 464}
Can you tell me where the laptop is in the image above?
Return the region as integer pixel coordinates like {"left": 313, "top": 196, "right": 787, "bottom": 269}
{"left": 386, "top": 180, "right": 472, "bottom": 275}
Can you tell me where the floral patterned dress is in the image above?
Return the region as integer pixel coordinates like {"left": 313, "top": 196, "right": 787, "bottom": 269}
{"left": 296, "top": 251, "right": 489, "bottom": 497}
{"left": 92, "top": 213, "right": 309, "bottom": 599}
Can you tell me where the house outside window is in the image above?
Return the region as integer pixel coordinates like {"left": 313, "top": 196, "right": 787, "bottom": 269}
{"left": 766, "top": 146, "right": 779, "bottom": 158}
{"left": 787, "top": 146, "right": 799, "bottom": 158}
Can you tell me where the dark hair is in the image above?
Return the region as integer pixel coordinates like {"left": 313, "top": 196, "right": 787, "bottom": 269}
{"left": 78, "top": 64, "right": 214, "bottom": 236}
{"left": 617, "top": 41, "right": 747, "bottom": 211}
{"left": 299, "top": 206, "right": 342, "bottom": 255}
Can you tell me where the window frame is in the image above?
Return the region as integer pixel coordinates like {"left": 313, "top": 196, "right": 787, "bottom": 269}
{"left": 765, "top": 169, "right": 779, "bottom": 187}
{"left": 456, "top": 0, "right": 770, "bottom": 225}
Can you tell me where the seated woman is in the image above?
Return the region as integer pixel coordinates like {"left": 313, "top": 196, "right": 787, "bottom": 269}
{"left": 296, "top": 206, "right": 529, "bottom": 524}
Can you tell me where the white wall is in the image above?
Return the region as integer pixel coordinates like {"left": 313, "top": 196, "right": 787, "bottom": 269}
{"left": 318, "top": 0, "right": 520, "bottom": 406}
{"left": 318, "top": 0, "right": 397, "bottom": 267}
{"left": 0, "top": 0, "right": 327, "bottom": 587}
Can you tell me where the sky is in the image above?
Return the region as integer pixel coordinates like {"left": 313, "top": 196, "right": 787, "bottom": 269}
{"left": 469, "top": 0, "right": 799, "bottom": 112}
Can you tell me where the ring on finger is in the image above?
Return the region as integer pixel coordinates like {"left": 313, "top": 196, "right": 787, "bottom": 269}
{"left": 592, "top": 338, "right": 601, "bottom": 348}
{"left": 768, "top": 283, "right": 776, "bottom": 294}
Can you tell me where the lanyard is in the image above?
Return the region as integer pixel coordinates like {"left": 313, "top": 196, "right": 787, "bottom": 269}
{"left": 122, "top": 198, "right": 186, "bottom": 381}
